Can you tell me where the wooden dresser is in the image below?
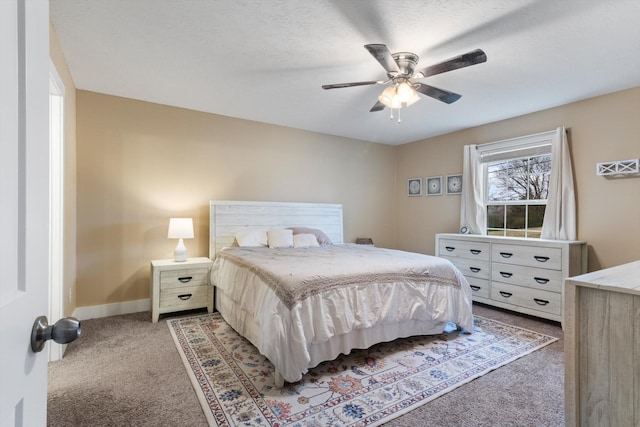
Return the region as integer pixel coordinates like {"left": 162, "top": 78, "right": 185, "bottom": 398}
{"left": 436, "top": 233, "right": 587, "bottom": 322}
{"left": 564, "top": 261, "right": 640, "bottom": 426}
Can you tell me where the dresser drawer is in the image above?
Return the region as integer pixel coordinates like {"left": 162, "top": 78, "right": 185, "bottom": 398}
{"left": 439, "top": 239, "right": 490, "bottom": 261}
{"left": 491, "top": 244, "right": 562, "bottom": 270}
{"left": 160, "top": 284, "right": 211, "bottom": 311}
{"left": 443, "top": 256, "right": 490, "bottom": 280}
{"left": 491, "top": 282, "right": 561, "bottom": 315}
{"left": 160, "top": 267, "right": 209, "bottom": 289}
{"left": 467, "top": 277, "right": 490, "bottom": 299}
{"left": 492, "top": 262, "right": 563, "bottom": 292}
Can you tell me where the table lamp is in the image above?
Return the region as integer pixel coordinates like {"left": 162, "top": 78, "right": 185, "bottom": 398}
{"left": 167, "top": 218, "right": 194, "bottom": 262}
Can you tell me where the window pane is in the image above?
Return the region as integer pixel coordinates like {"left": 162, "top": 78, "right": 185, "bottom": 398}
{"left": 527, "top": 205, "right": 546, "bottom": 229}
{"left": 528, "top": 155, "right": 551, "bottom": 200}
{"left": 487, "top": 159, "right": 531, "bottom": 201}
{"left": 487, "top": 205, "right": 504, "bottom": 228}
{"left": 506, "top": 205, "right": 526, "bottom": 232}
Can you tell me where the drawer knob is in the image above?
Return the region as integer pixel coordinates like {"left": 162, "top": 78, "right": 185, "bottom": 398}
{"left": 534, "top": 277, "right": 550, "bottom": 284}
{"left": 533, "top": 298, "right": 550, "bottom": 306}
{"left": 178, "top": 276, "right": 193, "bottom": 283}
{"left": 469, "top": 285, "right": 481, "bottom": 291}
{"left": 534, "top": 256, "right": 550, "bottom": 263}
{"left": 445, "top": 246, "right": 455, "bottom": 252}
{"left": 499, "top": 252, "right": 513, "bottom": 258}
{"left": 177, "top": 293, "right": 193, "bottom": 300}
{"left": 469, "top": 267, "right": 481, "bottom": 273}
{"left": 470, "top": 249, "right": 481, "bottom": 255}
{"left": 499, "top": 271, "right": 513, "bottom": 278}
{"left": 499, "top": 291, "right": 512, "bottom": 298}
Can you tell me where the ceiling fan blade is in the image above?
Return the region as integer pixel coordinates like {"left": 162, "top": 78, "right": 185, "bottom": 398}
{"left": 322, "top": 80, "right": 383, "bottom": 89}
{"left": 369, "top": 100, "right": 386, "bottom": 112}
{"left": 416, "top": 49, "right": 487, "bottom": 78}
{"left": 364, "top": 44, "right": 399, "bottom": 73}
{"left": 415, "top": 84, "right": 462, "bottom": 104}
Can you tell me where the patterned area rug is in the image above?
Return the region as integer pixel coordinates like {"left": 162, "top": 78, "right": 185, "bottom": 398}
{"left": 168, "top": 313, "right": 557, "bottom": 426}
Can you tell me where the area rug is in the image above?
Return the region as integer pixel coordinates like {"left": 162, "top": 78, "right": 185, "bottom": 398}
{"left": 168, "top": 313, "right": 557, "bottom": 426}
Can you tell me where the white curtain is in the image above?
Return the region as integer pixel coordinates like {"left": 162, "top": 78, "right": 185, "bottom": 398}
{"left": 541, "top": 126, "right": 576, "bottom": 240}
{"left": 460, "top": 144, "right": 486, "bottom": 234}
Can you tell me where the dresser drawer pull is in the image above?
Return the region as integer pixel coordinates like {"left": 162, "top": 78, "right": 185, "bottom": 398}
{"left": 499, "top": 291, "right": 512, "bottom": 298}
{"left": 533, "top": 256, "right": 550, "bottom": 263}
{"left": 499, "top": 271, "right": 513, "bottom": 278}
{"left": 469, "top": 249, "right": 482, "bottom": 255}
{"left": 469, "top": 285, "right": 481, "bottom": 291}
{"left": 177, "top": 293, "right": 193, "bottom": 300}
{"left": 534, "top": 277, "right": 550, "bottom": 284}
{"left": 533, "top": 298, "right": 550, "bottom": 306}
{"left": 445, "top": 246, "right": 455, "bottom": 252}
{"left": 178, "top": 276, "right": 193, "bottom": 283}
{"left": 469, "top": 267, "right": 482, "bottom": 273}
{"left": 499, "top": 252, "right": 513, "bottom": 258}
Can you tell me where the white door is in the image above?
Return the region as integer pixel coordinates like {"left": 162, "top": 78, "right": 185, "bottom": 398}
{"left": 0, "top": 0, "right": 51, "bottom": 426}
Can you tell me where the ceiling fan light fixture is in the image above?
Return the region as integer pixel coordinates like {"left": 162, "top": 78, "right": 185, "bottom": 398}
{"left": 378, "top": 86, "right": 397, "bottom": 108}
{"left": 405, "top": 90, "right": 421, "bottom": 106}
{"left": 396, "top": 82, "right": 415, "bottom": 103}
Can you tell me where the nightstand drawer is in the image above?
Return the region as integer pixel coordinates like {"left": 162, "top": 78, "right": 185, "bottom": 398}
{"left": 160, "top": 268, "right": 209, "bottom": 289}
{"left": 160, "top": 284, "right": 211, "bottom": 311}
{"left": 492, "top": 262, "right": 563, "bottom": 292}
{"left": 492, "top": 244, "right": 562, "bottom": 270}
{"left": 491, "top": 282, "right": 561, "bottom": 316}
{"left": 439, "top": 239, "right": 490, "bottom": 261}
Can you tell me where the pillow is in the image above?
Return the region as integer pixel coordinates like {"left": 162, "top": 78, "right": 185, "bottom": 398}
{"left": 234, "top": 229, "right": 268, "bottom": 247}
{"left": 267, "top": 229, "right": 294, "bottom": 248}
{"left": 286, "top": 227, "right": 333, "bottom": 245}
{"left": 293, "top": 233, "right": 320, "bottom": 248}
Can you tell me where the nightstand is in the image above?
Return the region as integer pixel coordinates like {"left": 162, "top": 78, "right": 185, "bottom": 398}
{"left": 150, "top": 257, "right": 214, "bottom": 322}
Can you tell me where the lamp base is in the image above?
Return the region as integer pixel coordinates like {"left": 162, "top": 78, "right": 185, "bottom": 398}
{"left": 173, "top": 238, "right": 187, "bottom": 262}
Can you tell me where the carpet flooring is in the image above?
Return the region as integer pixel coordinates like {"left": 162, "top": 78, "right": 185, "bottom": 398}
{"left": 47, "top": 303, "right": 565, "bottom": 426}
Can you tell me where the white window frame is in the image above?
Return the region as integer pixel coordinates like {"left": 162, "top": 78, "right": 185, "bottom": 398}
{"left": 477, "top": 130, "right": 555, "bottom": 238}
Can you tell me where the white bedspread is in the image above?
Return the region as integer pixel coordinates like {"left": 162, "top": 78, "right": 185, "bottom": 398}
{"left": 210, "top": 244, "right": 473, "bottom": 383}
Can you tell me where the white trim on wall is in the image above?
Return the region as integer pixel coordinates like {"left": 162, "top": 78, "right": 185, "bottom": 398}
{"left": 72, "top": 299, "right": 150, "bottom": 321}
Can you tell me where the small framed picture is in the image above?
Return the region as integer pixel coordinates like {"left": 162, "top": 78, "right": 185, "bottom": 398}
{"left": 407, "top": 177, "right": 422, "bottom": 196}
{"left": 426, "top": 176, "right": 442, "bottom": 196}
{"left": 446, "top": 174, "right": 463, "bottom": 195}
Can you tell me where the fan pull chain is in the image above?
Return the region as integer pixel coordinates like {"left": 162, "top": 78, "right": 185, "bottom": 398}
{"left": 397, "top": 108, "right": 401, "bottom": 123}
{"left": 389, "top": 109, "right": 394, "bottom": 120}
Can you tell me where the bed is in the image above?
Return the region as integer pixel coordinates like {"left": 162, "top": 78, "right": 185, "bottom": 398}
{"left": 208, "top": 200, "right": 474, "bottom": 386}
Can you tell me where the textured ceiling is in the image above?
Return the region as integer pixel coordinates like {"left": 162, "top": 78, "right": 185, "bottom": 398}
{"left": 49, "top": 0, "right": 640, "bottom": 145}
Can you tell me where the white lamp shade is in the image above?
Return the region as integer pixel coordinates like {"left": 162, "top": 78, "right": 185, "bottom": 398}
{"left": 167, "top": 218, "right": 194, "bottom": 239}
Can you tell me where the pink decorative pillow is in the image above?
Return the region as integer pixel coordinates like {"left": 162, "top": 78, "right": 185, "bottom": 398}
{"left": 287, "top": 227, "right": 333, "bottom": 245}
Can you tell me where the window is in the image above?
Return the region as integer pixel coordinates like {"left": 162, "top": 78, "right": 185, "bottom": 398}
{"left": 477, "top": 131, "right": 554, "bottom": 239}
{"left": 485, "top": 154, "right": 551, "bottom": 238}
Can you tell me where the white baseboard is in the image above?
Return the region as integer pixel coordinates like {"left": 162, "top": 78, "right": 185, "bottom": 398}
{"left": 72, "top": 298, "right": 150, "bottom": 321}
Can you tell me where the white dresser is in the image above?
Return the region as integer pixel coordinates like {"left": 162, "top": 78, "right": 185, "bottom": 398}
{"left": 436, "top": 233, "right": 587, "bottom": 322}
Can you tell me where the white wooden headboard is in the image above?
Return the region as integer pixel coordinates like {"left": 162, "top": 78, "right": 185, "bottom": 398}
{"left": 209, "top": 200, "right": 344, "bottom": 258}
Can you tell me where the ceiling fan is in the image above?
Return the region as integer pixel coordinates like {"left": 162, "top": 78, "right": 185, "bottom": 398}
{"left": 322, "top": 44, "right": 487, "bottom": 112}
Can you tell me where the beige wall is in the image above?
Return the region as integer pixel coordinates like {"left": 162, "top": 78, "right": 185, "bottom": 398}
{"left": 396, "top": 87, "right": 640, "bottom": 271}
{"left": 75, "top": 85, "right": 639, "bottom": 308}
{"left": 75, "top": 92, "right": 397, "bottom": 307}
{"left": 50, "top": 22, "right": 77, "bottom": 317}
